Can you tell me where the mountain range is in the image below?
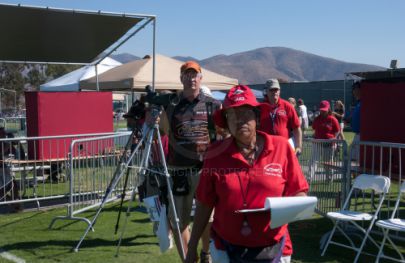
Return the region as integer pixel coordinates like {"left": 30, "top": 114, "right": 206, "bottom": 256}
{"left": 112, "top": 47, "right": 385, "bottom": 84}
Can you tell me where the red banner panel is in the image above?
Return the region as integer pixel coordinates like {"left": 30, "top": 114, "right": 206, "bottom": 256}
{"left": 25, "top": 91, "right": 113, "bottom": 160}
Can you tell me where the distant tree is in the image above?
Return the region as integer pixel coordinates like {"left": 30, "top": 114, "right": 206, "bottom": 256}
{"left": 26, "top": 65, "right": 47, "bottom": 89}
{"left": 0, "top": 63, "right": 80, "bottom": 112}
{"left": 45, "top": 64, "right": 80, "bottom": 80}
{"left": 0, "top": 63, "right": 25, "bottom": 111}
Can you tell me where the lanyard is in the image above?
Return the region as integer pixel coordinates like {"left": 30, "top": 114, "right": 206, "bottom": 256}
{"left": 237, "top": 170, "right": 253, "bottom": 236}
{"left": 237, "top": 171, "right": 251, "bottom": 208}
{"left": 270, "top": 106, "right": 279, "bottom": 135}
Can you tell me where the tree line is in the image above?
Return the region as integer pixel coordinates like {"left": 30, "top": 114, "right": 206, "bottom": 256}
{"left": 0, "top": 63, "right": 79, "bottom": 112}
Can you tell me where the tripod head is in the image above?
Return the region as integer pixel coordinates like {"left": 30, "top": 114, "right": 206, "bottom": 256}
{"left": 142, "top": 104, "right": 163, "bottom": 131}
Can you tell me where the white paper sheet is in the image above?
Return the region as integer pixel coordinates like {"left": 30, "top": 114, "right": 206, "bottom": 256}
{"left": 235, "top": 196, "right": 317, "bottom": 229}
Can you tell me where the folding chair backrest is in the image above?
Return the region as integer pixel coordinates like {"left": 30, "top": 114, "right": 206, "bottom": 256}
{"left": 341, "top": 174, "right": 390, "bottom": 211}
{"left": 390, "top": 181, "right": 405, "bottom": 219}
{"left": 353, "top": 174, "right": 391, "bottom": 194}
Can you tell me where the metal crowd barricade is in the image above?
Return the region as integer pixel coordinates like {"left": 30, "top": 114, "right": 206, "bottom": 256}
{"left": 0, "top": 132, "right": 117, "bottom": 212}
{"left": 300, "top": 138, "right": 350, "bottom": 216}
{"left": 49, "top": 131, "right": 139, "bottom": 228}
{"left": 318, "top": 140, "right": 405, "bottom": 253}
{"left": 349, "top": 141, "right": 405, "bottom": 241}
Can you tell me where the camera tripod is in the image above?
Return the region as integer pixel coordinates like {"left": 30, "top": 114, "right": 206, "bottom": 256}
{"left": 74, "top": 106, "right": 186, "bottom": 260}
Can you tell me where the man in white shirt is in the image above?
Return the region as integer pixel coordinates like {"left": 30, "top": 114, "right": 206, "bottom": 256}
{"left": 297, "top": 99, "right": 308, "bottom": 134}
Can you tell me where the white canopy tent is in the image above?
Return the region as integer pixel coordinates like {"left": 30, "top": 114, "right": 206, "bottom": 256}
{"left": 40, "top": 57, "right": 122, "bottom": 91}
{"left": 211, "top": 89, "right": 264, "bottom": 101}
{"left": 80, "top": 54, "right": 238, "bottom": 91}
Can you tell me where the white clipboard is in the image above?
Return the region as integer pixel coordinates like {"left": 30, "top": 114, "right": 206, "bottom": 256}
{"left": 235, "top": 196, "right": 317, "bottom": 229}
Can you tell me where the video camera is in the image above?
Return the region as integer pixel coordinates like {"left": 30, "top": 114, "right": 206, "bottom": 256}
{"left": 126, "top": 84, "right": 174, "bottom": 120}
{"left": 144, "top": 85, "right": 177, "bottom": 108}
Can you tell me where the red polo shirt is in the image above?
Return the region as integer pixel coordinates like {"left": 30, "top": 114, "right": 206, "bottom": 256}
{"left": 312, "top": 114, "right": 340, "bottom": 139}
{"left": 196, "top": 131, "right": 309, "bottom": 256}
{"left": 259, "top": 98, "right": 300, "bottom": 139}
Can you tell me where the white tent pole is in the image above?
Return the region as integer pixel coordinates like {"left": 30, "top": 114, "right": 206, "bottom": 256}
{"left": 126, "top": 94, "right": 129, "bottom": 112}
{"left": 343, "top": 73, "right": 347, "bottom": 108}
{"left": 152, "top": 17, "right": 156, "bottom": 92}
{"left": 96, "top": 65, "right": 99, "bottom": 92}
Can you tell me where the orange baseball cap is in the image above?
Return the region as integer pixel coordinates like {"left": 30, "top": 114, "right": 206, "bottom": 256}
{"left": 180, "top": 61, "right": 202, "bottom": 73}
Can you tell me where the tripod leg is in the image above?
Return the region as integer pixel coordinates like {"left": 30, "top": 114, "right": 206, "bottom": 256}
{"left": 114, "top": 167, "right": 132, "bottom": 235}
{"left": 115, "top": 125, "right": 154, "bottom": 234}
{"left": 116, "top": 124, "right": 155, "bottom": 256}
{"left": 74, "top": 126, "right": 152, "bottom": 252}
{"left": 155, "top": 128, "right": 186, "bottom": 261}
{"left": 116, "top": 179, "right": 139, "bottom": 256}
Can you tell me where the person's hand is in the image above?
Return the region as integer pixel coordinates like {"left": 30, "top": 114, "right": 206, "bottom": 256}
{"left": 295, "top": 147, "right": 302, "bottom": 156}
{"left": 132, "top": 135, "right": 139, "bottom": 145}
{"left": 184, "top": 250, "right": 198, "bottom": 263}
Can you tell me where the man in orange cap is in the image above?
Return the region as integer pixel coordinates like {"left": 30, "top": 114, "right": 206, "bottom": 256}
{"left": 151, "top": 60, "right": 221, "bottom": 262}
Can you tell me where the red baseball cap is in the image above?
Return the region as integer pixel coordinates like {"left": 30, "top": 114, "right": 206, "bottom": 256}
{"left": 180, "top": 61, "right": 201, "bottom": 73}
{"left": 214, "top": 85, "right": 268, "bottom": 128}
{"left": 319, "top": 100, "right": 330, "bottom": 112}
{"left": 223, "top": 85, "right": 260, "bottom": 109}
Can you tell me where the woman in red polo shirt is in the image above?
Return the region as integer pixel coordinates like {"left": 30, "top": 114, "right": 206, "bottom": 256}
{"left": 185, "top": 85, "right": 308, "bottom": 263}
{"left": 312, "top": 100, "right": 340, "bottom": 140}
{"left": 310, "top": 100, "right": 340, "bottom": 181}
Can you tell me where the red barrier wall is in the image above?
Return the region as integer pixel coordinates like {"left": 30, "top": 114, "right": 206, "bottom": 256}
{"left": 25, "top": 91, "right": 113, "bottom": 160}
{"left": 361, "top": 80, "right": 405, "bottom": 143}
{"left": 361, "top": 79, "right": 405, "bottom": 178}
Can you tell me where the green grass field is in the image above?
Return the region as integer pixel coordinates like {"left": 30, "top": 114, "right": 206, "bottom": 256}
{"left": 0, "top": 202, "right": 181, "bottom": 263}
{"left": 113, "top": 119, "right": 128, "bottom": 131}
{"left": 1, "top": 200, "right": 404, "bottom": 263}
{"left": 1, "top": 126, "right": 402, "bottom": 262}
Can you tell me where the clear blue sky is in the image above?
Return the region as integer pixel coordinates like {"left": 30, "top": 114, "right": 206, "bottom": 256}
{"left": 3, "top": 0, "right": 405, "bottom": 67}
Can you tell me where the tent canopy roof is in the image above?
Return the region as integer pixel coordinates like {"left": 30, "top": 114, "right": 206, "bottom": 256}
{"left": 40, "top": 57, "right": 122, "bottom": 91}
{"left": 80, "top": 54, "right": 238, "bottom": 91}
{"left": 0, "top": 3, "right": 146, "bottom": 64}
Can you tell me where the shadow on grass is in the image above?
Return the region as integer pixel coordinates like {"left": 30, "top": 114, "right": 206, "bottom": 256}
{"left": 131, "top": 217, "right": 151, "bottom": 224}
{"left": 289, "top": 216, "right": 405, "bottom": 263}
{"left": 49, "top": 204, "right": 151, "bottom": 230}
{"left": 290, "top": 217, "right": 367, "bottom": 263}
{"left": 1, "top": 234, "right": 158, "bottom": 252}
{"left": 0, "top": 210, "right": 45, "bottom": 228}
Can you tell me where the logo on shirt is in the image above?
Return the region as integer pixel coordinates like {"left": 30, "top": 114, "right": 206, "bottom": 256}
{"left": 176, "top": 120, "right": 208, "bottom": 138}
{"left": 264, "top": 163, "right": 283, "bottom": 177}
{"left": 277, "top": 110, "right": 287, "bottom": 116}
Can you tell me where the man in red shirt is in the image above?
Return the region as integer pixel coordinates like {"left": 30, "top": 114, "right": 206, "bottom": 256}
{"left": 185, "top": 85, "right": 308, "bottom": 263}
{"left": 260, "top": 79, "right": 302, "bottom": 155}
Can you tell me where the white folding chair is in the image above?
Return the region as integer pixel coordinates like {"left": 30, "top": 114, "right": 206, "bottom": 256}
{"left": 321, "top": 174, "right": 391, "bottom": 263}
{"left": 375, "top": 181, "right": 405, "bottom": 263}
